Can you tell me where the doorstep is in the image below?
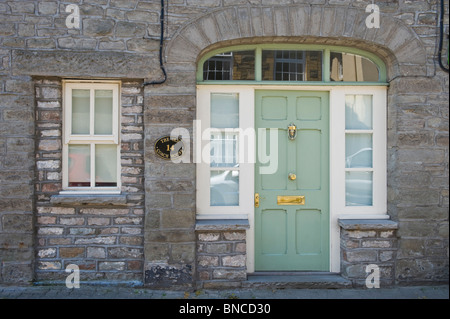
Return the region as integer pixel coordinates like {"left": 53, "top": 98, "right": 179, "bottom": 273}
{"left": 243, "top": 272, "right": 353, "bottom": 289}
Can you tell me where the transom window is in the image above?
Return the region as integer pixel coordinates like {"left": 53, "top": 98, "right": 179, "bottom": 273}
{"left": 198, "top": 44, "right": 385, "bottom": 84}
{"left": 203, "top": 51, "right": 255, "bottom": 81}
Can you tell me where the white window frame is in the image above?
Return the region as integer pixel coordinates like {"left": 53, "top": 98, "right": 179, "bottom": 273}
{"left": 62, "top": 80, "right": 121, "bottom": 194}
{"left": 196, "top": 86, "right": 255, "bottom": 219}
{"left": 329, "top": 86, "right": 387, "bottom": 219}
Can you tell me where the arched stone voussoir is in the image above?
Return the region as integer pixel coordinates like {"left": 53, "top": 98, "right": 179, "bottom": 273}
{"left": 166, "top": 4, "right": 428, "bottom": 78}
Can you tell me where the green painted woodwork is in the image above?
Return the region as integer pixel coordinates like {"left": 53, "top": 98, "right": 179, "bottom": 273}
{"left": 255, "top": 90, "right": 330, "bottom": 271}
{"left": 197, "top": 44, "right": 387, "bottom": 84}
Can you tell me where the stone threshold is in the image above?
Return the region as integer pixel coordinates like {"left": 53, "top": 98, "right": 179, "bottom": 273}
{"left": 244, "top": 272, "right": 352, "bottom": 289}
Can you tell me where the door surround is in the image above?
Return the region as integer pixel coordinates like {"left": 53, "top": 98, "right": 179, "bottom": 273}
{"left": 196, "top": 84, "right": 388, "bottom": 274}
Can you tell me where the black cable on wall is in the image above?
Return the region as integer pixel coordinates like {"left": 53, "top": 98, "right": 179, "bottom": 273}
{"left": 438, "top": 0, "right": 449, "bottom": 73}
{"left": 143, "top": 0, "right": 168, "bottom": 86}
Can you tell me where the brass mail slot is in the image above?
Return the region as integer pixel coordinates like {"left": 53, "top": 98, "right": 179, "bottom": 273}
{"left": 277, "top": 195, "right": 305, "bottom": 205}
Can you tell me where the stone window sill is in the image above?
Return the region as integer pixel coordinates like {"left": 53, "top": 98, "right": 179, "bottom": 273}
{"left": 195, "top": 219, "right": 250, "bottom": 231}
{"left": 338, "top": 219, "right": 398, "bottom": 230}
{"left": 50, "top": 194, "right": 127, "bottom": 206}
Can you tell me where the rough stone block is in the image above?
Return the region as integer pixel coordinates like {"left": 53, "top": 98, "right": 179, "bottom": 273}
{"left": 198, "top": 255, "right": 219, "bottom": 267}
{"left": 198, "top": 233, "right": 220, "bottom": 242}
{"left": 223, "top": 232, "right": 245, "bottom": 241}
{"left": 205, "top": 243, "right": 231, "bottom": 254}
{"left": 38, "top": 248, "right": 57, "bottom": 258}
{"left": 222, "top": 255, "right": 246, "bottom": 267}
{"left": 1, "top": 214, "right": 33, "bottom": 231}
{"left": 361, "top": 240, "right": 393, "bottom": 248}
{"left": 87, "top": 247, "right": 106, "bottom": 258}
{"left": 99, "top": 261, "right": 125, "bottom": 271}
{"left": 343, "top": 250, "right": 378, "bottom": 263}
{"left": 171, "top": 243, "right": 195, "bottom": 263}
{"left": 1, "top": 263, "right": 33, "bottom": 283}
{"left": 60, "top": 247, "right": 85, "bottom": 258}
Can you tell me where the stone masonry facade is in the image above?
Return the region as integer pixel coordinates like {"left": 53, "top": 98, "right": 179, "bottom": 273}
{"left": 195, "top": 221, "right": 249, "bottom": 289}
{"left": 339, "top": 219, "right": 399, "bottom": 287}
{"left": 34, "top": 78, "right": 145, "bottom": 283}
{"left": 0, "top": 0, "right": 448, "bottom": 288}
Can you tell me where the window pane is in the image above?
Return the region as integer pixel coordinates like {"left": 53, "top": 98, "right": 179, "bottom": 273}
{"left": 346, "top": 134, "right": 373, "bottom": 168}
{"left": 203, "top": 51, "right": 255, "bottom": 80}
{"left": 330, "top": 52, "right": 379, "bottom": 82}
{"left": 346, "top": 171, "right": 373, "bottom": 206}
{"left": 68, "top": 144, "right": 90, "bottom": 187}
{"left": 94, "top": 90, "right": 113, "bottom": 135}
{"left": 262, "top": 50, "right": 322, "bottom": 81}
{"left": 211, "top": 93, "right": 239, "bottom": 128}
{"left": 210, "top": 132, "right": 239, "bottom": 167}
{"left": 210, "top": 170, "right": 239, "bottom": 206}
{"left": 95, "top": 144, "right": 117, "bottom": 187}
{"left": 72, "top": 89, "right": 90, "bottom": 134}
{"left": 345, "top": 95, "right": 373, "bottom": 130}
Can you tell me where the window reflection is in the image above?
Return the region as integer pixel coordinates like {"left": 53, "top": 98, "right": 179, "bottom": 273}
{"left": 210, "top": 170, "right": 239, "bottom": 206}
{"left": 262, "top": 50, "right": 322, "bottom": 81}
{"left": 330, "top": 52, "right": 379, "bottom": 82}
{"left": 203, "top": 51, "right": 255, "bottom": 80}
{"left": 346, "top": 171, "right": 373, "bottom": 206}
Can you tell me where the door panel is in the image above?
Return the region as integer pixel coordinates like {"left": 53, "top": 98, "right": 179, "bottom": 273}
{"left": 255, "top": 90, "right": 329, "bottom": 271}
{"left": 296, "top": 129, "right": 321, "bottom": 190}
{"left": 296, "top": 96, "right": 322, "bottom": 121}
{"left": 262, "top": 96, "right": 288, "bottom": 120}
{"left": 261, "top": 209, "right": 287, "bottom": 255}
{"left": 261, "top": 130, "right": 287, "bottom": 190}
{"left": 295, "top": 209, "right": 322, "bottom": 255}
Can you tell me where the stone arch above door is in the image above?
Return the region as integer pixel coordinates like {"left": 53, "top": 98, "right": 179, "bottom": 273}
{"left": 166, "top": 5, "right": 428, "bottom": 80}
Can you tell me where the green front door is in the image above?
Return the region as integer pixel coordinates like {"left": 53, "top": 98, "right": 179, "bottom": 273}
{"left": 255, "top": 90, "right": 329, "bottom": 271}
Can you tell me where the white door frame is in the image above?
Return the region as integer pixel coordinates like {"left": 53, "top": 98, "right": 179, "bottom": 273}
{"left": 196, "top": 84, "right": 388, "bottom": 274}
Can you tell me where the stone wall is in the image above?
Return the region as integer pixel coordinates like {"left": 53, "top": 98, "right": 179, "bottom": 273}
{"left": 339, "top": 219, "right": 399, "bottom": 287}
{"left": 0, "top": 0, "right": 448, "bottom": 286}
{"left": 164, "top": 0, "right": 449, "bottom": 286}
{"left": 34, "top": 78, "right": 145, "bottom": 283}
{"left": 195, "top": 221, "right": 249, "bottom": 289}
{"left": 143, "top": 88, "right": 196, "bottom": 289}
{"left": 0, "top": 73, "right": 34, "bottom": 283}
{"left": 388, "top": 76, "right": 449, "bottom": 285}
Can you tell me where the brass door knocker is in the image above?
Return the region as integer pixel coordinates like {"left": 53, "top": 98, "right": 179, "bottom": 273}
{"left": 288, "top": 123, "right": 297, "bottom": 140}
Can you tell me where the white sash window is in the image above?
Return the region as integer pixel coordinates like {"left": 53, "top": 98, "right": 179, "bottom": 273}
{"left": 62, "top": 80, "right": 121, "bottom": 193}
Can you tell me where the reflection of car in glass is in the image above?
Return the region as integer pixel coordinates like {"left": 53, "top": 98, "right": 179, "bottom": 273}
{"left": 346, "top": 147, "right": 372, "bottom": 168}
{"left": 210, "top": 170, "right": 239, "bottom": 206}
{"left": 345, "top": 148, "right": 373, "bottom": 206}
{"left": 346, "top": 175, "right": 372, "bottom": 206}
